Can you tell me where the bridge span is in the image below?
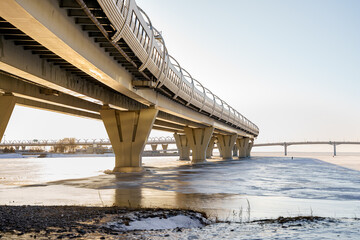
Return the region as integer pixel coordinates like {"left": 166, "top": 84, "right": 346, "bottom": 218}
{"left": 0, "top": 0, "right": 258, "bottom": 172}
{"left": 253, "top": 141, "right": 360, "bottom": 156}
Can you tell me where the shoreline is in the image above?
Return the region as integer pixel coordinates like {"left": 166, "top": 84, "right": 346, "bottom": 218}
{"left": 252, "top": 152, "right": 360, "bottom": 171}
{"left": 0, "top": 205, "right": 208, "bottom": 239}
{"left": 1, "top": 153, "right": 360, "bottom": 238}
{"left": 1, "top": 205, "right": 356, "bottom": 239}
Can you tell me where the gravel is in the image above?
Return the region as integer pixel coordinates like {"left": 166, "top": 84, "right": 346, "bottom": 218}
{"left": 0, "top": 205, "right": 207, "bottom": 239}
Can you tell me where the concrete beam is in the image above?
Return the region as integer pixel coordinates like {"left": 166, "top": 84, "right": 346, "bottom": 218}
{"left": 15, "top": 97, "right": 101, "bottom": 120}
{"left": 13, "top": 96, "right": 189, "bottom": 133}
{"left": 0, "top": 71, "right": 101, "bottom": 114}
{"left": 0, "top": 37, "right": 143, "bottom": 110}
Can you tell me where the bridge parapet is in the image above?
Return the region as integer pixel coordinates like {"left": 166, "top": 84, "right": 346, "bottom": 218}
{"left": 94, "top": 0, "right": 259, "bottom": 136}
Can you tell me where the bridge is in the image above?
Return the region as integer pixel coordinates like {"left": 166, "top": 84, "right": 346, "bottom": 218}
{"left": 253, "top": 141, "right": 360, "bottom": 156}
{"left": 2, "top": 139, "right": 359, "bottom": 157}
{"left": 0, "top": 137, "right": 176, "bottom": 152}
{"left": 0, "top": 137, "right": 175, "bottom": 148}
{"left": 0, "top": 0, "right": 258, "bottom": 172}
{"left": 0, "top": 136, "right": 244, "bottom": 157}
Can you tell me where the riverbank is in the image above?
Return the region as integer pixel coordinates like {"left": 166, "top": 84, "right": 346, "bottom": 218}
{"left": 0, "top": 206, "right": 208, "bottom": 239}
{"left": 1, "top": 205, "right": 359, "bottom": 239}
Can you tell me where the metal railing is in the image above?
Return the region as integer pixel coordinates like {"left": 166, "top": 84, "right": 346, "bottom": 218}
{"left": 95, "top": 0, "right": 259, "bottom": 136}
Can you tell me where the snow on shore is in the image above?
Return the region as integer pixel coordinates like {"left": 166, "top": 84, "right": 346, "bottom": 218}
{"left": 108, "top": 215, "right": 204, "bottom": 231}
{"left": 105, "top": 210, "right": 208, "bottom": 232}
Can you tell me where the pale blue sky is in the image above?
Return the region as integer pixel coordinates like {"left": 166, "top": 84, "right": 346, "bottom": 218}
{"left": 3, "top": 0, "right": 360, "bottom": 149}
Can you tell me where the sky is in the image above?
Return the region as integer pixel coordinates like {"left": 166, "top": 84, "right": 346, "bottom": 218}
{"left": 3, "top": 0, "right": 360, "bottom": 151}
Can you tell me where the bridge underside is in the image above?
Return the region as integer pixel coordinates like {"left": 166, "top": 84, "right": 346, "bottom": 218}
{"left": 0, "top": 0, "right": 256, "bottom": 172}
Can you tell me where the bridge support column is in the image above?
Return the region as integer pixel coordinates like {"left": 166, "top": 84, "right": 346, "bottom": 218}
{"left": 161, "top": 144, "right": 168, "bottom": 151}
{"left": 216, "top": 134, "right": 237, "bottom": 160}
{"left": 185, "top": 127, "right": 214, "bottom": 163}
{"left": 333, "top": 143, "right": 336, "bottom": 156}
{"left": 0, "top": 94, "right": 16, "bottom": 142}
{"left": 236, "top": 137, "right": 249, "bottom": 158}
{"left": 284, "top": 143, "right": 288, "bottom": 156}
{"left": 100, "top": 107, "right": 158, "bottom": 173}
{"left": 233, "top": 144, "right": 238, "bottom": 157}
{"left": 174, "top": 133, "right": 190, "bottom": 160}
{"left": 151, "top": 144, "right": 158, "bottom": 151}
{"left": 206, "top": 137, "right": 216, "bottom": 159}
{"left": 246, "top": 139, "right": 254, "bottom": 157}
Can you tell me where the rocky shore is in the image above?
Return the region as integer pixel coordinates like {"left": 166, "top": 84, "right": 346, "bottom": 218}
{"left": 0, "top": 205, "right": 208, "bottom": 239}
{"left": 1, "top": 205, "right": 359, "bottom": 239}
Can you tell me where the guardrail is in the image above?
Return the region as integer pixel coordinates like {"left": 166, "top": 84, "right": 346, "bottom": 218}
{"left": 87, "top": 0, "right": 259, "bottom": 136}
{"left": 253, "top": 141, "right": 360, "bottom": 156}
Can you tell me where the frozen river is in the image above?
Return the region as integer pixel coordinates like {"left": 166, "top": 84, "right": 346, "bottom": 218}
{"left": 0, "top": 153, "right": 360, "bottom": 238}
{"left": 0, "top": 154, "right": 359, "bottom": 220}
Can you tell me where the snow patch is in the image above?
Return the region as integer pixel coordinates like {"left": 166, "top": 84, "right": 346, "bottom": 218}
{"left": 107, "top": 214, "right": 204, "bottom": 231}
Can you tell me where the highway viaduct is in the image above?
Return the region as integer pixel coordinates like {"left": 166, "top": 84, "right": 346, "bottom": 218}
{"left": 0, "top": 0, "right": 259, "bottom": 172}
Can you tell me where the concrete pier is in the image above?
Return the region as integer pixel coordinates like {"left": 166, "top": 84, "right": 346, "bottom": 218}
{"left": 236, "top": 137, "right": 249, "bottom": 158}
{"left": 100, "top": 106, "right": 158, "bottom": 172}
{"left": 206, "top": 137, "right": 216, "bottom": 159}
{"left": 217, "top": 134, "right": 237, "bottom": 160}
{"left": 151, "top": 144, "right": 158, "bottom": 151}
{"left": 184, "top": 127, "right": 214, "bottom": 163}
{"left": 233, "top": 144, "right": 238, "bottom": 157}
{"left": 174, "top": 133, "right": 190, "bottom": 160}
{"left": 0, "top": 94, "right": 16, "bottom": 142}
{"left": 246, "top": 139, "right": 254, "bottom": 157}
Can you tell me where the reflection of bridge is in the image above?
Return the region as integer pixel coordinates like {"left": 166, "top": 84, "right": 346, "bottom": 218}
{"left": 0, "top": 0, "right": 258, "bottom": 172}
{"left": 253, "top": 141, "right": 360, "bottom": 156}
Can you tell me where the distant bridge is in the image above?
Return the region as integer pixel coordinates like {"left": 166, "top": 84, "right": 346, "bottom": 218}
{"left": 2, "top": 139, "right": 359, "bottom": 157}
{"left": 253, "top": 141, "right": 360, "bottom": 156}
{"left": 0, "top": 136, "right": 176, "bottom": 148}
